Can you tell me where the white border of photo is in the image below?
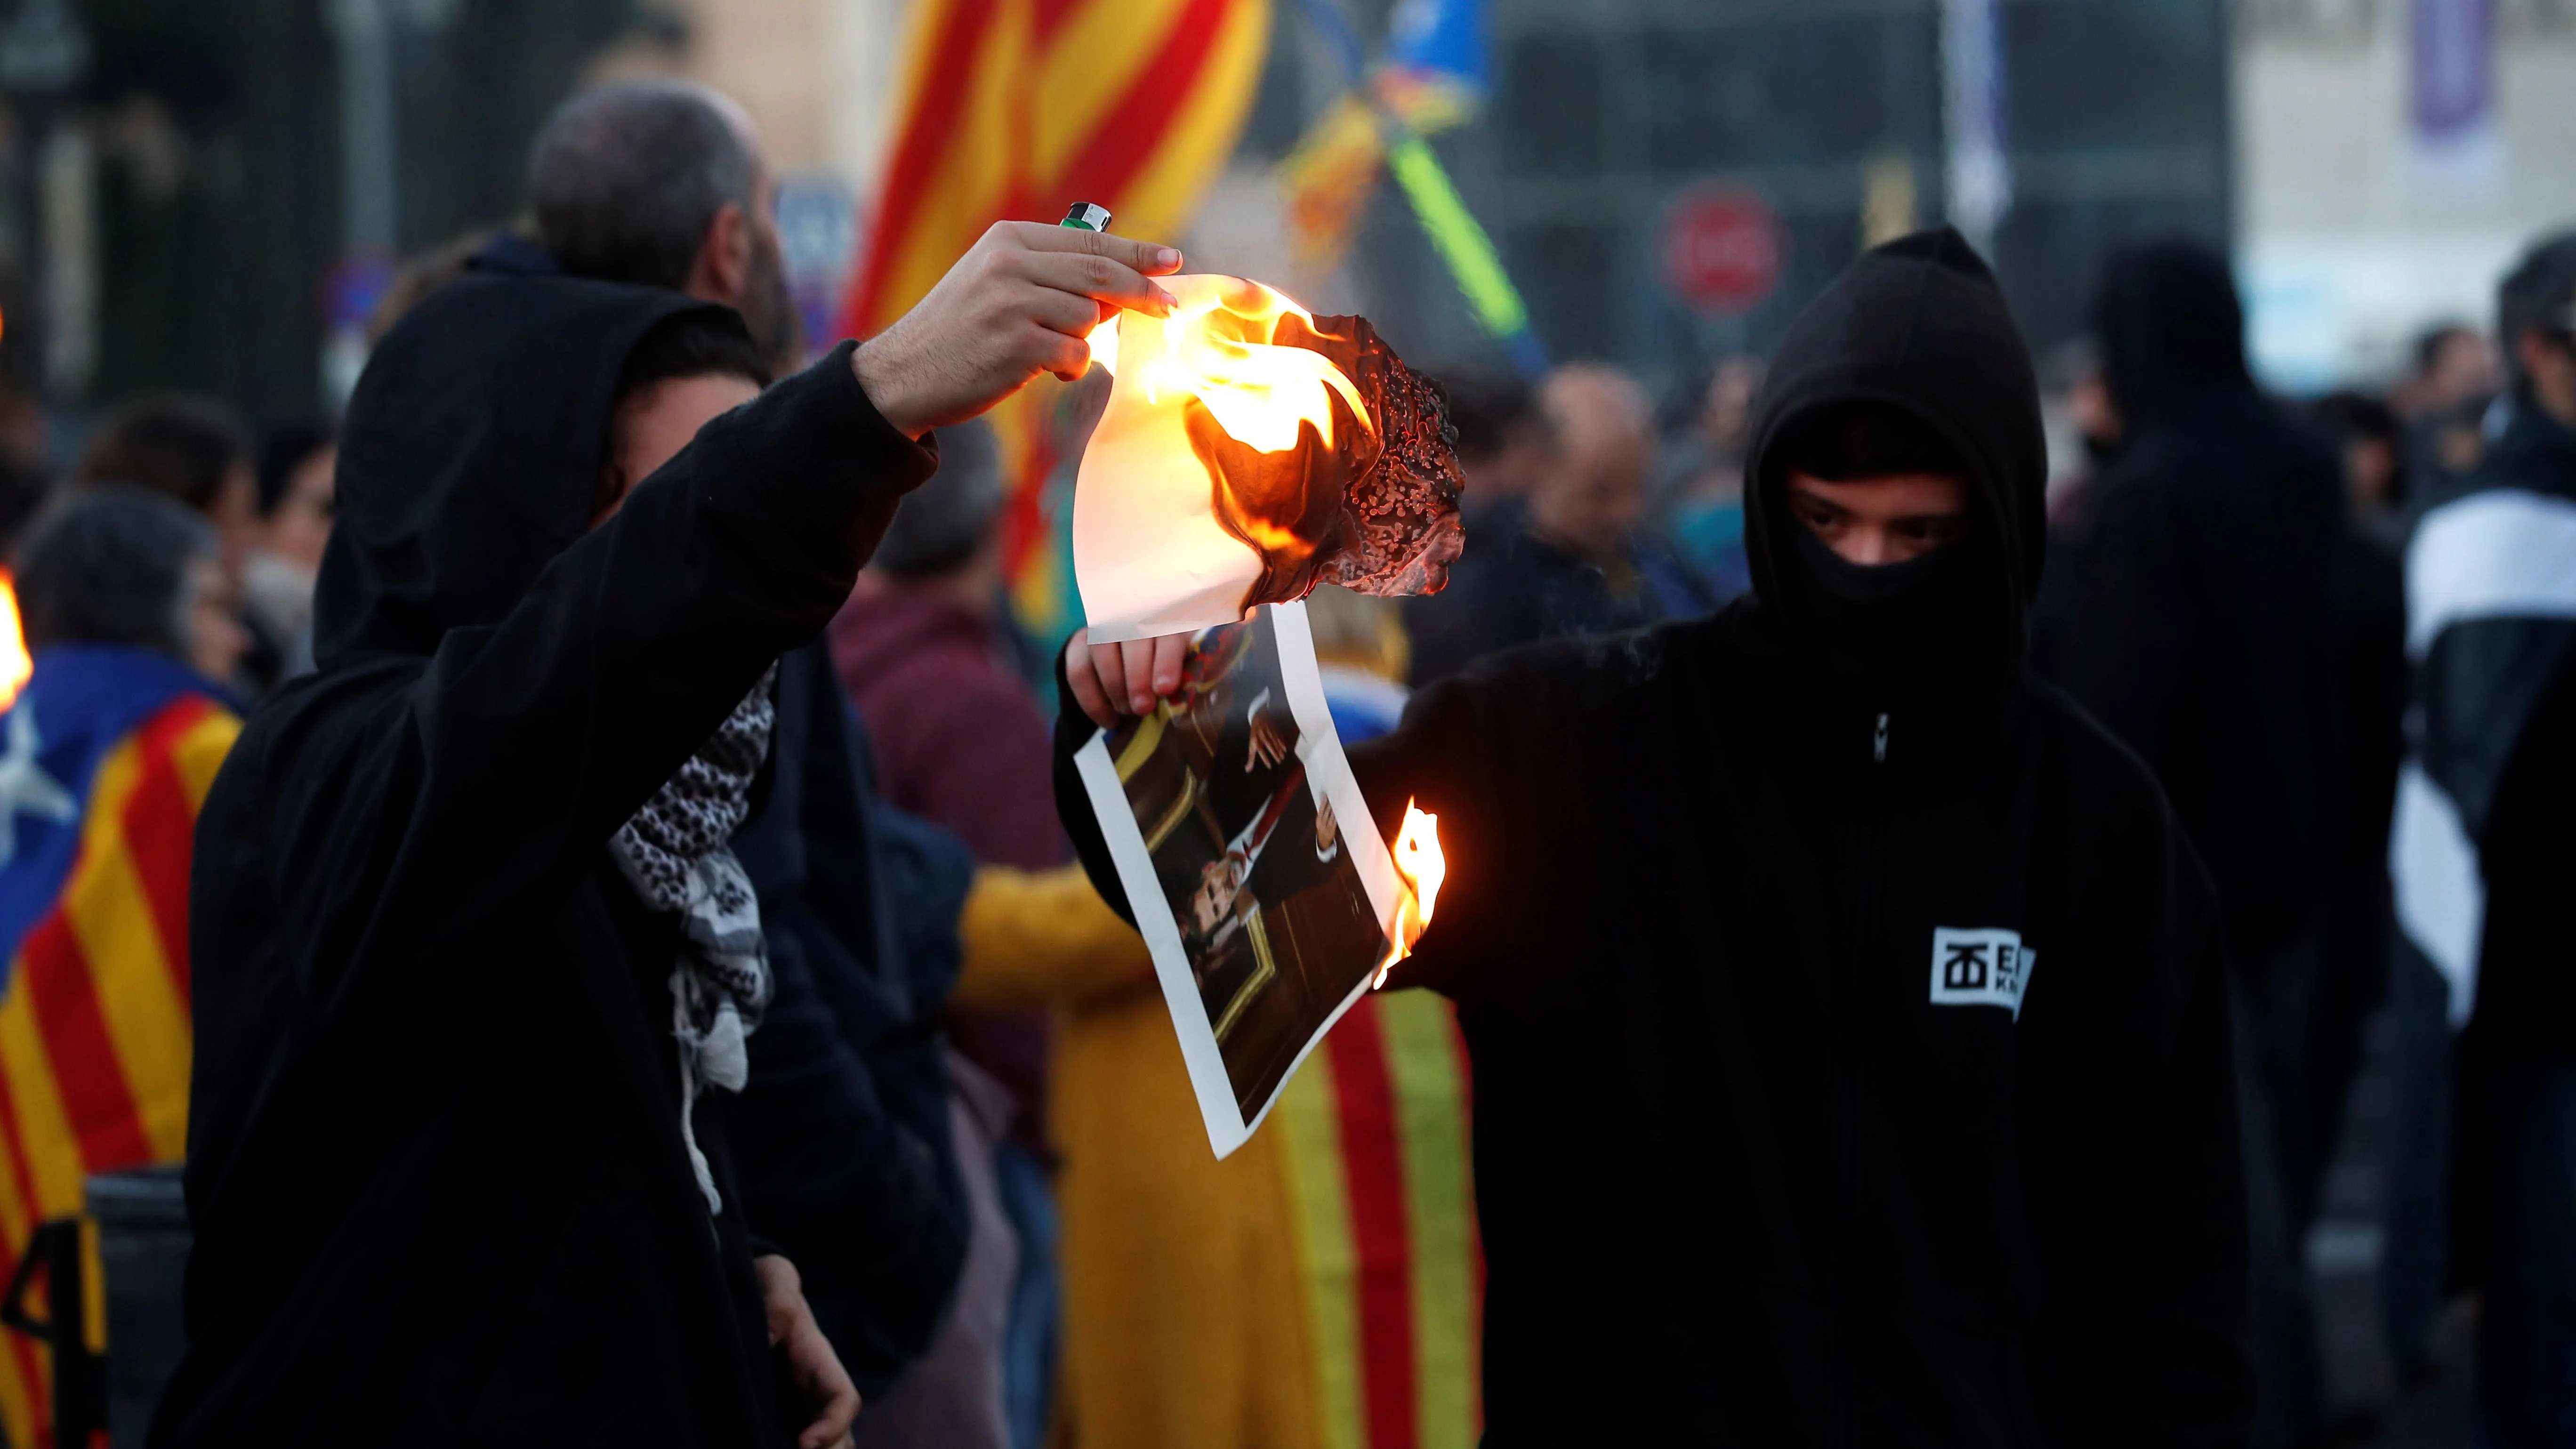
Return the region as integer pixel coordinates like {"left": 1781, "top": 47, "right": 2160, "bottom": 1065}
{"left": 1071, "top": 599, "right": 1409, "bottom": 1157}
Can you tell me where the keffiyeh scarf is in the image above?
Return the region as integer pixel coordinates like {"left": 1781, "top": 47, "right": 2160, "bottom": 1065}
{"left": 610, "top": 662, "right": 779, "bottom": 1215}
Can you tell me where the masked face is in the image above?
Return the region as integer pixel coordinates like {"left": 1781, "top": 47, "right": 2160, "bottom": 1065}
{"left": 1774, "top": 468, "right": 1999, "bottom": 690}
{"left": 1781, "top": 470, "right": 1971, "bottom": 565}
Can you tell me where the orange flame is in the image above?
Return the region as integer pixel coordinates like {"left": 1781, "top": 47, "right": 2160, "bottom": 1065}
{"left": 1373, "top": 800, "right": 1445, "bottom": 989}
{"left": 0, "top": 572, "right": 30, "bottom": 711}
{"left": 1096, "top": 281, "right": 1375, "bottom": 455}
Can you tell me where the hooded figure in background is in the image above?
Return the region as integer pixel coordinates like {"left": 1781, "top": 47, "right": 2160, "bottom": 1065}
{"left": 159, "top": 268, "right": 939, "bottom": 1448}
{"left": 1056, "top": 229, "right": 2253, "bottom": 1443}
{"left": 2032, "top": 240, "right": 2403, "bottom": 1449}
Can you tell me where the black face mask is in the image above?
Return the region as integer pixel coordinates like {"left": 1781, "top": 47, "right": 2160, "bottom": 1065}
{"left": 1784, "top": 520, "right": 1999, "bottom": 690}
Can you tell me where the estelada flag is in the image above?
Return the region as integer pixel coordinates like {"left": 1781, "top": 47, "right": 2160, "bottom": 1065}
{"left": 840, "top": 0, "right": 1273, "bottom": 642}
{"left": 0, "top": 645, "right": 238, "bottom": 1449}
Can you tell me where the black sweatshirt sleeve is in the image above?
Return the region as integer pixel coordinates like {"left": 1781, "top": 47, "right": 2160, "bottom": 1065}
{"left": 266, "top": 345, "right": 936, "bottom": 1022}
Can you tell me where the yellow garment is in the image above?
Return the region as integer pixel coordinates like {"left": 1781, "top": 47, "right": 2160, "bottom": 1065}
{"left": 958, "top": 863, "right": 1481, "bottom": 1449}
{"left": 959, "top": 866, "right": 1323, "bottom": 1449}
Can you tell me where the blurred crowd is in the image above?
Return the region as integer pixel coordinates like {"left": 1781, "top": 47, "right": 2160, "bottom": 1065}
{"left": 0, "top": 67, "right": 2571, "bottom": 1449}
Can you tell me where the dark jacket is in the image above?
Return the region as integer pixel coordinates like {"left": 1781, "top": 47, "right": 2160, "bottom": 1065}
{"left": 159, "top": 274, "right": 934, "bottom": 1448}
{"left": 2395, "top": 400, "right": 2576, "bottom": 1288}
{"left": 832, "top": 587, "right": 1064, "bottom": 873}
{"left": 726, "top": 643, "right": 973, "bottom": 1395}
{"left": 832, "top": 586, "right": 1063, "bottom": 1151}
{"left": 2033, "top": 241, "right": 2403, "bottom": 970}
{"left": 1400, "top": 498, "right": 1665, "bottom": 686}
{"left": 1060, "top": 230, "right": 2252, "bottom": 1444}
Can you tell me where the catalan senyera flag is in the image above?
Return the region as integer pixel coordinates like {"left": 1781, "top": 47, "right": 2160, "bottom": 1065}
{"left": 1279, "top": 0, "right": 1487, "bottom": 273}
{"left": 840, "top": 0, "right": 1273, "bottom": 644}
{"left": 1274, "top": 989, "right": 1482, "bottom": 1449}
{"left": 0, "top": 645, "right": 238, "bottom": 1449}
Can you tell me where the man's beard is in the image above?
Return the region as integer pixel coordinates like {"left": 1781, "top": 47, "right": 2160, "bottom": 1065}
{"left": 739, "top": 231, "right": 801, "bottom": 375}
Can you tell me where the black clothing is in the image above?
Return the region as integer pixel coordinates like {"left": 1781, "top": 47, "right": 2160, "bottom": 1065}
{"left": 1401, "top": 498, "right": 1661, "bottom": 685}
{"left": 1060, "top": 229, "right": 2253, "bottom": 1443}
{"left": 2036, "top": 242, "right": 2404, "bottom": 970}
{"left": 2411, "top": 403, "right": 2576, "bottom": 1303}
{"left": 727, "top": 644, "right": 972, "bottom": 1395}
{"left": 2035, "top": 240, "right": 2398, "bottom": 1448}
{"left": 161, "top": 274, "right": 935, "bottom": 1448}
{"left": 2446, "top": 407, "right": 2576, "bottom": 1060}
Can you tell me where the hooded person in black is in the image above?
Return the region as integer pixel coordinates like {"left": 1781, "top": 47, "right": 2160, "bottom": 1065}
{"left": 1055, "top": 228, "right": 2252, "bottom": 1444}
{"left": 2030, "top": 241, "right": 2403, "bottom": 1447}
{"left": 159, "top": 218, "right": 1185, "bottom": 1448}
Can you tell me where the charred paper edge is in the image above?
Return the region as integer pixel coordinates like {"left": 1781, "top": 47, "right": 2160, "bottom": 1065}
{"left": 1071, "top": 599, "right": 1407, "bottom": 1159}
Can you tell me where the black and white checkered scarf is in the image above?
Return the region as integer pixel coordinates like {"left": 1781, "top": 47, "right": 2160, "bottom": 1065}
{"left": 609, "top": 662, "right": 778, "bottom": 1215}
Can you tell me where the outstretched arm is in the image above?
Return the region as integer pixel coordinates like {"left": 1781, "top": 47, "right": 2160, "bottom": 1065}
{"left": 266, "top": 227, "right": 1185, "bottom": 1020}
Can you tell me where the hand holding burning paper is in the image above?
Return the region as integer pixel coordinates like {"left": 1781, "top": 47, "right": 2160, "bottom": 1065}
{"left": 1074, "top": 276, "right": 1466, "bottom": 642}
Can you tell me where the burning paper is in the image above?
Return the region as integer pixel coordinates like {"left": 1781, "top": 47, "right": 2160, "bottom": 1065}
{"left": 1071, "top": 601, "right": 1440, "bottom": 1156}
{"left": 1073, "top": 276, "right": 1466, "bottom": 644}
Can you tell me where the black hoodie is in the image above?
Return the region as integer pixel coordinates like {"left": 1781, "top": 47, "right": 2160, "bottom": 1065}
{"left": 1055, "top": 230, "right": 2253, "bottom": 1444}
{"left": 2033, "top": 241, "right": 2403, "bottom": 974}
{"left": 158, "top": 273, "right": 934, "bottom": 1448}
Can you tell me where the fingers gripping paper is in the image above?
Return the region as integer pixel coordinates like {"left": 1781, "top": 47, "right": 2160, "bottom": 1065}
{"left": 1073, "top": 275, "right": 1466, "bottom": 643}
{"left": 1073, "top": 603, "right": 1413, "bottom": 1157}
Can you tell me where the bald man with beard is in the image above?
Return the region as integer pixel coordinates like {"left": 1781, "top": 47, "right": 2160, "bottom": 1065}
{"left": 1402, "top": 364, "right": 1677, "bottom": 684}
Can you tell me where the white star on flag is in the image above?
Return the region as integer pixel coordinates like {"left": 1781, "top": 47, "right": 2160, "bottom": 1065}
{"left": 0, "top": 706, "right": 78, "bottom": 868}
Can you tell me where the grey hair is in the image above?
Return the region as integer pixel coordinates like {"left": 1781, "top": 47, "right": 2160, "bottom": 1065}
{"left": 529, "top": 79, "right": 760, "bottom": 291}
{"left": 874, "top": 420, "right": 1007, "bottom": 580}
{"left": 14, "top": 485, "right": 217, "bottom": 660}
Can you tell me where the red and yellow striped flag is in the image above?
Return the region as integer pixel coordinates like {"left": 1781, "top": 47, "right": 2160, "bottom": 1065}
{"left": 1274, "top": 990, "right": 1483, "bottom": 1449}
{"left": 0, "top": 657, "right": 238, "bottom": 1449}
{"left": 839, "top": 0, "right": 1273, "bottom": 638}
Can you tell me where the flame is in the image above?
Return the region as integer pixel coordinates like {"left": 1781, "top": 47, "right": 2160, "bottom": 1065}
{"left": 0, "top": 572, "right": 29, "bottom": 711}
{"left": 1136, "top": 282, "right": 1375, "bottom": 454}
{"left": 1087, "top": 314, "right": 1119, "bottom": 377}
{"left": 1372, "top": 799, "right": 1446, "bottom": 988}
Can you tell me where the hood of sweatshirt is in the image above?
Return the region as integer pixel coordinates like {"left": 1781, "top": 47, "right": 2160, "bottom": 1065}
{"left": 2093, "top": 237, "right": 2255, "bottom": 434}
{"left": 1742, "top": 227, "right": 2048, "bottom": 713}
{"left": 311, "top": 270, "right": 740, "bottom": 670}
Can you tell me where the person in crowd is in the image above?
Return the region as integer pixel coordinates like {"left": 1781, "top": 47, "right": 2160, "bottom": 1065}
{"left": 0, "top": 490, "right": 245, "bottom": 1447}
{"left": 1438, "top": 372, "right": 1553, "bottom": 507}
{"left": 242, "top": 417, "right": 336, "bottom": 675}
{"left": 2397, "top": 323, "right": 2498, "bottom": 425}
{"left": 2397, "top": 324, "right": 2500, "bottom": 504}
{"left": 517, "top": 75, "right": 1028, "bottom": 1428}
{"left": 528, "top": 77, "right": 799, "bottom": 373}
{"left": 1654, "top": 354, "right": 1762, "bottom": 607}
{"left": 2391, "top": 229, "right": 2576, "bottom": 1445}
{"left": 1062, "top": 228, "right": 2252, "bottom": 1442}
{"left": 835, "top": 419, "right": 1060, "bottom": 872}
{"left": 153, "top": 199, "right": 1183, "bottom": 1449}
{"left": 2032, "top": 239, "right": 2401, "bottom": 1449}
{"left": 830, "top": 417, "right": 1063, "bottom": 1449}
{"left": 1402, "top": 363, "right": 1669, "bottom": 685}
{"left": 71, "top": 396, "right": 283, "bottom": 694}
{"left": 2037, "top": 336, "right": 2122, "bottom": 522}
{"left": 2310, "top": 391, "right": 2410, "bottom": 548}
{"left": 954, "top": 584, "right": 1481, "bottom": 1449}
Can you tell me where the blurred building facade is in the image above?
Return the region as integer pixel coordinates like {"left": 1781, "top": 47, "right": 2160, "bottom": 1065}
{"left": 14, "top": 0, "right": 2570, "bottom": 426}
{"left": 2237, "top": 0, "right": 2576, "bottom": 390}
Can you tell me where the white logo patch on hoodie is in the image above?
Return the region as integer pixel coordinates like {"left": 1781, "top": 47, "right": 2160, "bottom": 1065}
{"left": 1930, "top": 927, "right": 2036, "bottom": 1020}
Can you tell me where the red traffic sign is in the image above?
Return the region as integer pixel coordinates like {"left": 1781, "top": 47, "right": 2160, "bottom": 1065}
{"left": 1661, "top": 187, "right": 1781, "bottom": 316}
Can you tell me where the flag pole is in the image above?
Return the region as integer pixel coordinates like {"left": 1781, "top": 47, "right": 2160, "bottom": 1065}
{"left": 1284, "top": 0, "right": 1549, "bottom": 381}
